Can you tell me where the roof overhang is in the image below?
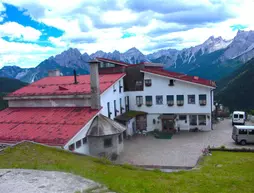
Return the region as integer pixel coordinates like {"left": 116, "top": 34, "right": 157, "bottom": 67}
{"left": 141, "top": 70, "right": 216, "bottom": 89}
{"left": 4, "top": 94, "right": 91, "bottom": 101}
{"left": 96, "top": 57, "right": 129, "bottom": 66}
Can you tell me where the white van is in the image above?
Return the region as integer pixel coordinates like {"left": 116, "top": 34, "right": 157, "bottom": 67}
{"left": 232, "top": 125, "right": 254, "bottom": 145}
{"left": 232, "top": 111, "right": 245, "bottom": 125}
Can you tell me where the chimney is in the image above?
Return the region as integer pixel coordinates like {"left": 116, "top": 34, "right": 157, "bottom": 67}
{"left": 48, "top": 69, "right": 61, "bottom": 77}
{"left": 73, "top": 70, "right": 78, "bottom": 84}
{"left": 89, "top": 59, "right": 101, "bottom": 110}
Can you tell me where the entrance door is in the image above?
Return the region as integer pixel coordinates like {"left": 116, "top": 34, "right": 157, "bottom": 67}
{"left": 162, "top": 119, "right": 175, "bottom": 132}
{"left": 136, "top": 115, "right": 147, "bottom": 131}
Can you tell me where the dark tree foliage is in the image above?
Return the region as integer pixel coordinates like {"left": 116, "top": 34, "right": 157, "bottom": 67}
{"left": 215, "top": 58, "right": 254, "bottom": 112}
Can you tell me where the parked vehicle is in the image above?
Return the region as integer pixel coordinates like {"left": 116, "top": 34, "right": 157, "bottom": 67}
{"left": 232, "top": 111, "right": 245, "bottom": 125}
{"left": 232, "top": 125, "right": 254, "bottom": 145}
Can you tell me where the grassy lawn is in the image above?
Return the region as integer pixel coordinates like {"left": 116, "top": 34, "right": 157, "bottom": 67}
{"left": 0, "top": 142, "right": 254, "bottom": 193}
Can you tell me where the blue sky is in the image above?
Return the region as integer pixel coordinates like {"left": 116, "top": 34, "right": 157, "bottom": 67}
{"left": 0, "top": 0, "right": 253, "bottom": 68}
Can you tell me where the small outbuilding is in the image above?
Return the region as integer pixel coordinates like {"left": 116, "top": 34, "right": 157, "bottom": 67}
{"left": 87, "top": 114, "right": 126, "bottom": 160}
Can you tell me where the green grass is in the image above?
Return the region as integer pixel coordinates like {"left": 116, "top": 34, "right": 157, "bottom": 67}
{"left": 0, "top": 142, "right": 254, "bottom": 193}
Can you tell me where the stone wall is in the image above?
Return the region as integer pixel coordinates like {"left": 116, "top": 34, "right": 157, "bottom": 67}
{"left": 88, "top": 134, "right": 124, "bottom": 159}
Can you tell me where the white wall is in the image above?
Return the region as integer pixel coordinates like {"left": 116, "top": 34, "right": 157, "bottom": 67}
{"left": 126, "top": 72, "right": 213, "bottom": 114}
{"left": 8, "top": 98, "right": 91, "bottom": 108}
{"left": 64, "top": 112, "right": 99, "bottom": 154}
{"left": 100, "top": 78, "right": 127, "bottom": 119}
{"left": 126, "top": 117, "right": 136, "bottom": 136}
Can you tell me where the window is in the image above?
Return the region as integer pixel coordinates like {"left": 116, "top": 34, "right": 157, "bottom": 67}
{"left": 120, "top": 98, "right": 123, "bottom": 114}
{"left": 169, "top": 79, "right": 174, "bottom": 86}
{"left": 107, "top": 102, "right": 111, "bottom": 118}
{"left": 82, "top": 137, "right": 87, "bottom": 144}
{"left": 249, "top": 130, "right": 254, "bottom": 135}
{"left": 125, "top": 96, "right": 129, "bottom": 111}
{"left": 198, "top": 115, "right": 206, "bottom": 125}
{"left": 190, "top": 115, "right": 197, "bottom": 126}
{"left": 233, "top": 114, "right": 238, "bottom": 118}
{"left": 136, "top": 96, "right": 143, "bottom": 106}
{"left": 119, "top": 80, "right": 122, "bottom": 93}
{"left": 177, "top": 95, "right": 184, "bottom": 106}
{"left": 76, "top": 140, "right": 81, "bottom": 148}
{"left": 135, "top": 80, "right": 143, "bottom": 90}
{"left": 145, "top": 79, "right": 152, "bottom": 86}
{"left": 113, "top": 84, "right": 116, "bottom": 92}
{"left": 239, "top": 129, "right": 247, "bottom": 135}
{"left": 104, "top": 138, "right": 112, "bottom": 148}
{"left": 145, "top": 96, "right": 153, "bottom": 106}
{"left": 156, "top": 95, "right": 163, "bottom": 105}
{"left": 118, "top": 134, "right": 123, "bottom": 144}
{"left": 167, "top": 95, "right": 174, "bottom": 106}
{"left": 239, "top": 114, "right": 244, "bottom": 119}
{"left": 179, "top": 115, "right": 187, "bottom": 120}
{"left": 68, "top": 143, "right": 75, "bottom": 151}
{"left": 188, "top": 95, "right": 195, "bottom": 104}
{"left": 199, "top": 94, "right": 207, "bottom": 106}
{"left": 114, "top": 100, "right": 117, "bottom": 117}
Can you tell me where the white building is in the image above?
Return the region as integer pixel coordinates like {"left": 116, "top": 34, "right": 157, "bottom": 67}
{"left": 0, "top": 58, "right": 216, "bottom": 157}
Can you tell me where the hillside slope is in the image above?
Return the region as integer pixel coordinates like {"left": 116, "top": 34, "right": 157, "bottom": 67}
{"left": 216, "top": 58, "right": 254, "bottom": 111}
{"left": 0, "top": 77, "right": 27, "bottom": 110}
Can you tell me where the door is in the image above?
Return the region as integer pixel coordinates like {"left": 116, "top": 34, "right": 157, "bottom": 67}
{"left": 162, "top": 119, "right": 175, "bottom": 131}
{"left": 136, "top": 115, "right": 147, "bottom": 131}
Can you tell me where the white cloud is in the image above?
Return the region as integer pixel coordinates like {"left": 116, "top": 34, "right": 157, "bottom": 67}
{"left": 0, "top": 3, "right": 5, "bottom": 12}
{"left": 101, "top": 9, "right": 138, "bottom": 25}
{"left": 0, "top": 22, "right": 42, "bottom": 41}
{"left": 1, "top": 0, "right": 254, "bottom": 68}
{"left": 0, "top": 38, "right": 62, "bottom": 68}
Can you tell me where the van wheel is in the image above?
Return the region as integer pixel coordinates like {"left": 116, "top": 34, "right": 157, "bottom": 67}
{"left": 240, "top": 140, "right": 247, "bottom": 145}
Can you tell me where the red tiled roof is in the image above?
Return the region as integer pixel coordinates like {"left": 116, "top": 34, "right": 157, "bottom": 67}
{"left": 0, "top": 107, "right": 99, "bottom": 146}
{"left": 141, "top": 68, "right": 216, "bottom": 87}
{"left": 8, "top": 73, "right": 125, "bottom": 97}
{"left": 97, "top": 57, "right": 131, "bottom": 66}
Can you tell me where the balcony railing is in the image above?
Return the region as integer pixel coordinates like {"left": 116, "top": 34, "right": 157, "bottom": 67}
{"left": 167, "top": 101, "right": 174, "bottom": 106}
{"left": 199, "top": 100, "right": 207, "bottom": 106}
{"left": 146, "top": 101, "right": 153, "bottom": 106}
{"left": 177, "top": 100, "right": 184, "bottom": 106}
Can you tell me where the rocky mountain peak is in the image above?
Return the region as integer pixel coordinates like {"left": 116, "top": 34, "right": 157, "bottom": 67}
{"left": 124, "top": 47, "right": 143, "bottom": 55}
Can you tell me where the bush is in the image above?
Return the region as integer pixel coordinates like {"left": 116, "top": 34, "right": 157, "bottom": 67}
{"left": 220, "top": 145, "right": 226, "bottom": 149}
{"left": 249, "top": 110, "right": 254, "bottom": 115}
{"left": 122, "top": 163, "right": 137, "bottom": 170}
{"left": 93, "top": 157, "right": 112, "bottom": 165}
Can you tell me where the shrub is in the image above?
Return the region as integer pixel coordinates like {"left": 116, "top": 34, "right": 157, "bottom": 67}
{"left": 122, "top": 163, "right": 137, "bottom": 170}
{"left": 220, "top": 145, "right": 226, "bottom": 149}
{"left": 249, "top": 110, "right": 254, "bottom": 115}
{"left": 93, "top": 157, "right": 112, "bottom": 165}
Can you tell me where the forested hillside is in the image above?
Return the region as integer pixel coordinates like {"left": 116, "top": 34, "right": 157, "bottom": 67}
{"left": 216, "top": 58, "right": 254, "bottom": 112}
{"left": 0, "top": 77, "right": 28, "bottom": 110}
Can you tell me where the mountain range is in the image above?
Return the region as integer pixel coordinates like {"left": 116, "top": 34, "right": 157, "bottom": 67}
{"left": 1, "top": 30, "right": 254, "bottom": 83}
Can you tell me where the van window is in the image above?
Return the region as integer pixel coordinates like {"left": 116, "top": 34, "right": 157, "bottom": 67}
{"left": 239, "top": 114, "right": 244, "bottom": 119}
{"left": 249, "top": 130, "right": 254, "bottom": 135}
{"left": 239, "top": 129, "right": 247, "bottom": 135}
{"left": 233, "top": 114, "right": 238, "bottom": 118}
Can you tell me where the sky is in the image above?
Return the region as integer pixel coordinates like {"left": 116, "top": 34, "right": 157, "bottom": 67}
{"left": 0, "top": 0, "right": 254, "bottom": 68}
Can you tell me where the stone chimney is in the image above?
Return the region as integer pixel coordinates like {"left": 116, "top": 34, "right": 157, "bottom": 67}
{"left": 89, "top": 59, "right": 101, "bottom": 110}
{"left": 48, "top": 69, "right": 61, "bottom": 77}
